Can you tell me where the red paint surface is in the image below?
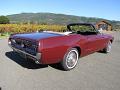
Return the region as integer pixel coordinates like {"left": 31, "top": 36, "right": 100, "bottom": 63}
{"left": 38, "top": 33, "right": 113, "bottom": 64}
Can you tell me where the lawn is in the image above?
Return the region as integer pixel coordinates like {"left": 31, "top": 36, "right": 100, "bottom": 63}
{"left": 0, "top": 33, "right": 9, "bottom": 39}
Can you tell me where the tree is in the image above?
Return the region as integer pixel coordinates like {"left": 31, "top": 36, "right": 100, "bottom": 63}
{"left": 0, "top": 16, "right": 10, "bottom": 24}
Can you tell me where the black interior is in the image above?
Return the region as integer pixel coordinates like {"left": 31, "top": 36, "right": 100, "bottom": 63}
{"left": 76, "top": 31, "right": 98, "bottom": 35}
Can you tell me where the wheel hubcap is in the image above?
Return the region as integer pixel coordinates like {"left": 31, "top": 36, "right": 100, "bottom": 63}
{"left": 66, "top": 50, "right": 78, "bottom": 69}
{"left": 107, "top": 41, "right": 112, "bottom": 52}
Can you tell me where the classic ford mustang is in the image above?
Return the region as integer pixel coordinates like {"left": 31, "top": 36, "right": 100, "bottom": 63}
{"left": 8, "top": 23, "right": 114, "bottom": 70}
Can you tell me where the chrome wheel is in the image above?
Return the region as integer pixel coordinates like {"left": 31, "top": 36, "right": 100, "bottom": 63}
{"left": 103, "top": 41, "right": 112, "bottom": 53}
{"left": 66, "top": 50, "right": 78, "bottom": 69}
{"left": 61, "top": 48, "right": 79, "bottom": 71}
{"left": 106, "top": 41, "right": 112, "bottom": 53}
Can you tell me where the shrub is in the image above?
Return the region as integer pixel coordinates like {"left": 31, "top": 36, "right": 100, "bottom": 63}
{"left": 0, "top": 24, "right": 67, "bottom": 34}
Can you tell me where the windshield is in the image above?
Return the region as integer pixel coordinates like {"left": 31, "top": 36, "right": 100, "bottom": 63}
{"left": 67, "top": 24, "right": 98, "bottom": 35}
{"left": 69, "top": 24, "right": 95, "bottom": 32}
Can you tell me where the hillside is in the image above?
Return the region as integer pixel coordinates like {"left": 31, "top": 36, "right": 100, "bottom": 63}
{"left": 7, "top": 13, "right": 120, "bottom": 27}
{"left": 6, "top": 13, "right": 116, "bottom": 24}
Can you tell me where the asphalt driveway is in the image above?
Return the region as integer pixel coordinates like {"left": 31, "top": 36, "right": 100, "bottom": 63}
{"left": 0, "top": 32, "right": 120, "bottom": 90}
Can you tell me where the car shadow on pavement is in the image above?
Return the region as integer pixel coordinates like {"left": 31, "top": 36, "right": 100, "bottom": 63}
{"left": 5, "top": 51, "right": 48, "bottom": 69}
{"left": 49, "top": 63, "right": 64, "bottom": 71}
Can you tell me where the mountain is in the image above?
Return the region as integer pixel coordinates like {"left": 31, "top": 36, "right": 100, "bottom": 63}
{"left": 7, "top": 13, "right": 120, "bottom": 26}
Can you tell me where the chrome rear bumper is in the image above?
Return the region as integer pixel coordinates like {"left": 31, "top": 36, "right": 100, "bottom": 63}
{"left": 9, "top": 44, "right": 41, "bottom": 64}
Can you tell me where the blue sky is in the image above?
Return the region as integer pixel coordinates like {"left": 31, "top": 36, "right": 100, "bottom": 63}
{"left": 0, "top": 0, "right": 120, "bottom": 21}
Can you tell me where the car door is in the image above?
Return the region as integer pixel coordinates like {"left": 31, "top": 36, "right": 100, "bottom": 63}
{"left": 85, "top": 34, "right": 104, "bottom": 54}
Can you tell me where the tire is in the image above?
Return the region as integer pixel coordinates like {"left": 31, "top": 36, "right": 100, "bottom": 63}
{"left": 103, "top": 41, "right": 112, "bottom": 53}
{"left": 60, "top": 48, "right": 79, "bottom": 71}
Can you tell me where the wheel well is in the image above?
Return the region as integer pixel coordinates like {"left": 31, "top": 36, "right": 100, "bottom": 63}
{"left": 73, "top": 46, "right": 81, "bottom": 57}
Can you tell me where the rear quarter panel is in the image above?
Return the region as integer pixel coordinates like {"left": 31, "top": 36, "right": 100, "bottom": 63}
{"left": 39, "top": 34, "right": 85, "bottom": 64}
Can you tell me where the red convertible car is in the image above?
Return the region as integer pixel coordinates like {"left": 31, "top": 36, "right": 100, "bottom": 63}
{"left": 8, "top": 23, "right": 114, "bottom": 70}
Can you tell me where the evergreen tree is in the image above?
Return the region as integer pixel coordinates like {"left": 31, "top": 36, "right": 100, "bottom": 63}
{"left": 0, "top": 16, "right": 10, "bottom": 24}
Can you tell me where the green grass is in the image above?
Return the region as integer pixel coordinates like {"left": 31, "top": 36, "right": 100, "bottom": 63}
{"left": 0, "top": 35, "right": 8, "bottom": 39}
{"left": 0, "top": 33, "right": 9, "bottom": 39}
